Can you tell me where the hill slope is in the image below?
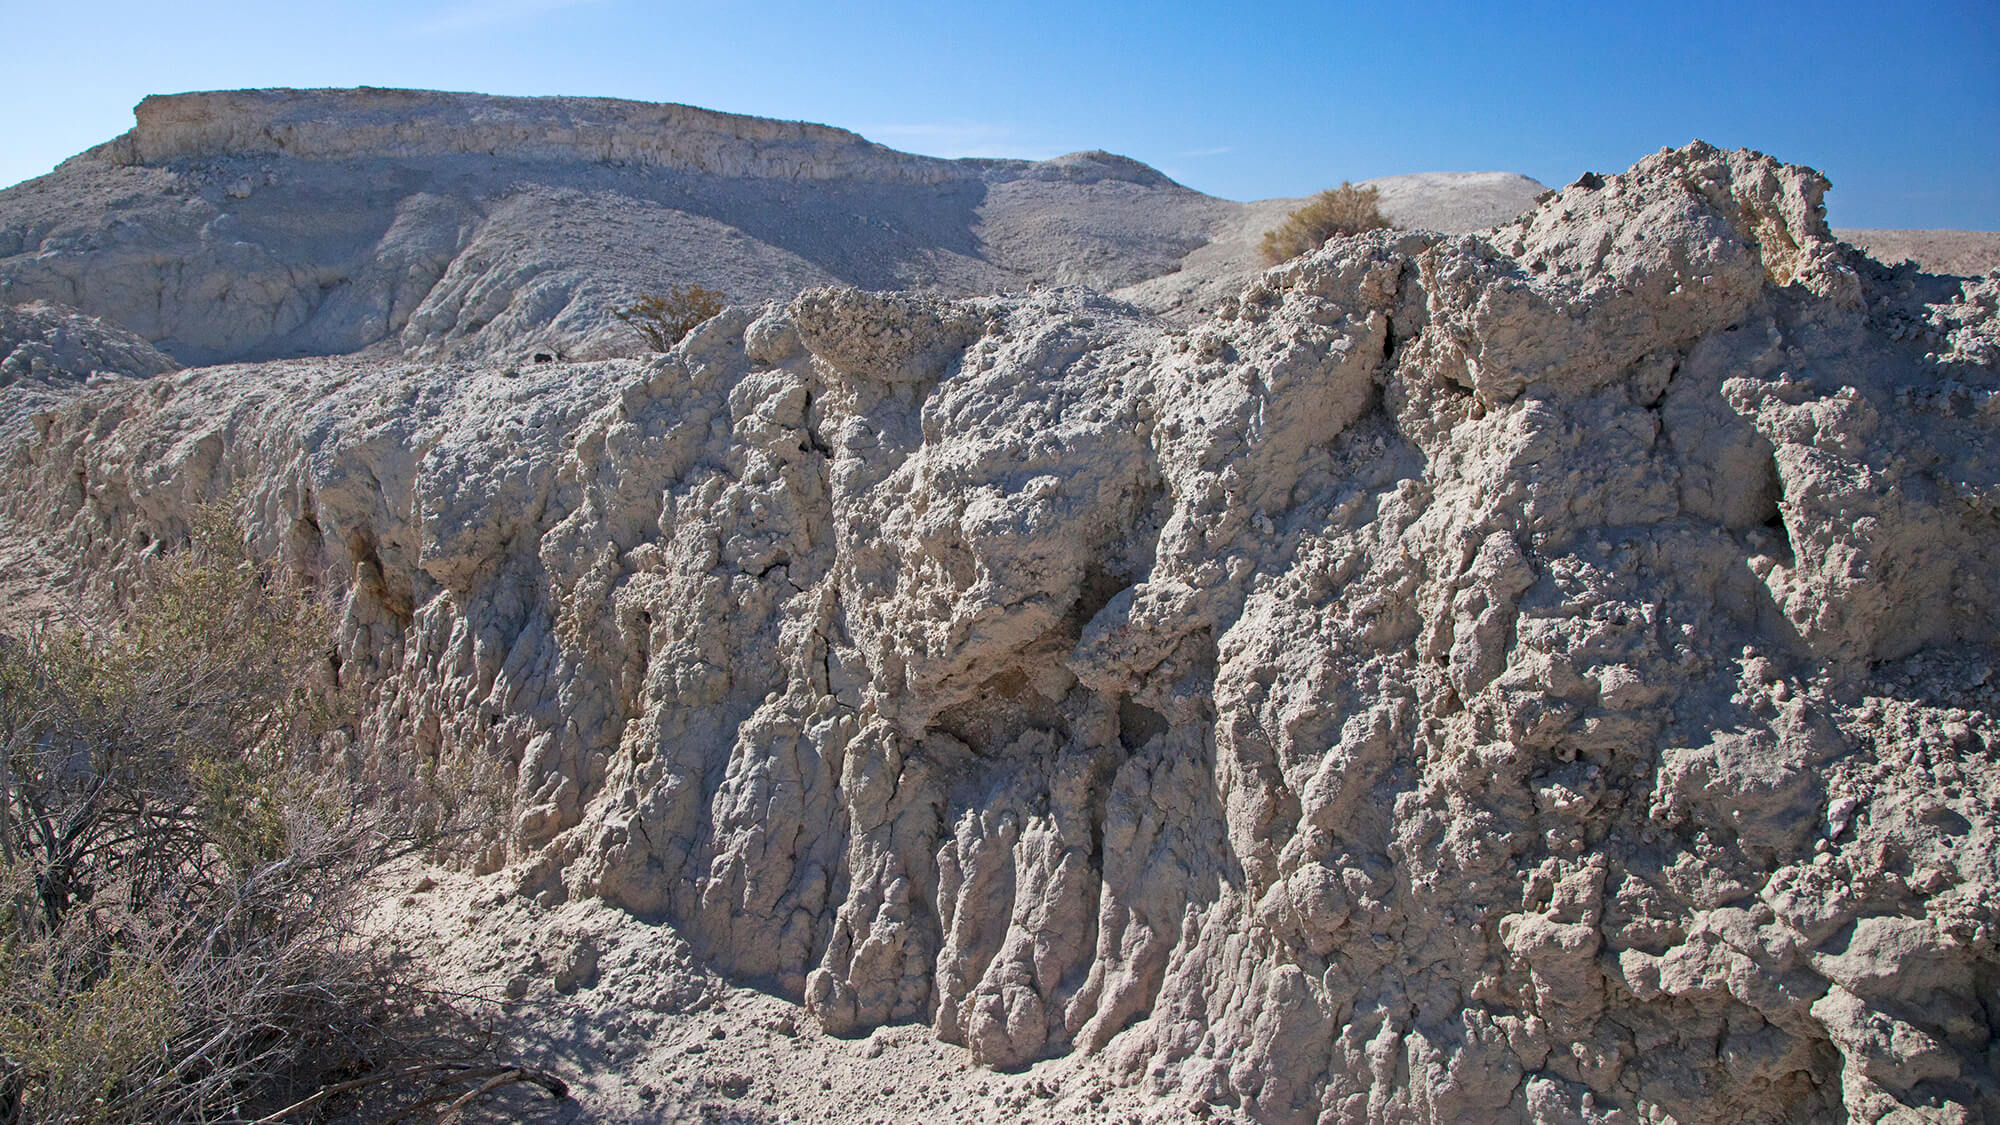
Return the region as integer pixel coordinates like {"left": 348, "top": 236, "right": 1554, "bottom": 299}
{"left": 0, "top": 88, "right": 1545, "bottom": 364}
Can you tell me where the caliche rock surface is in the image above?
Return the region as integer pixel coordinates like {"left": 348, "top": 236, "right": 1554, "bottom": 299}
{"left": 5, "top": 142, "right": 1999, "bottom": 1124}
{"left": 0, "top": 298, "right": 178, "bottom": 437}
{"left": 0, "top": 298, "right": 178, "bottom": 389}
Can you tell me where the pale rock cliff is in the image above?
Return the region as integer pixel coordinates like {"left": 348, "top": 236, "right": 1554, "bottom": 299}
{"left": 67, "top": 88, "right": 1028, "bottom": 184}
{"left": 5, "top": 142, "right": 1998, "bottom": 1123}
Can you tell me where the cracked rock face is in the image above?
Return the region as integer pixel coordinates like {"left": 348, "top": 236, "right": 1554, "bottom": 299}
{"left": 5, "top": 141, "right": 1999, "bottom": 1123}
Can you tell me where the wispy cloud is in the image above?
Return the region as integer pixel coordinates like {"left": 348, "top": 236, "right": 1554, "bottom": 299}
{"left": 1179, "top": 146, "right": 1232, "bottom": 158}
{"left": 863, "top": 122, "right": 1067, "bottom": 161}
{"left": 412, "top": 0, "right": 601, "bottom": 35}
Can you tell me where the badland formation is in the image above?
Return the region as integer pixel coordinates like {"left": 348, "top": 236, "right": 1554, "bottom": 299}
{"left": 3, "top": 89, "right": 1997, "bottom": 1123}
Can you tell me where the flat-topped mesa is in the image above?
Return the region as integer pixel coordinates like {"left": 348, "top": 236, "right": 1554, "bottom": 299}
{"left": 61, "top": 87, "right": 1179, "bottom": 188}
{"left": 66, "top": 88, "right": 955, "bottom": 182}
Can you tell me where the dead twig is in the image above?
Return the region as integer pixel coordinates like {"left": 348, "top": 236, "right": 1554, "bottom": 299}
{"left": 248, "top": 1060, "right": 567, "bottom": 1124}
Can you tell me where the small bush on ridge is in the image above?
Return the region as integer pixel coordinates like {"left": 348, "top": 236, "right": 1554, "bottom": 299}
{"left": 1258, "top": 181, "right": 1390, "bottom": 265}
{"left": 614, "top": 284, "right": 727, "bottom": 351}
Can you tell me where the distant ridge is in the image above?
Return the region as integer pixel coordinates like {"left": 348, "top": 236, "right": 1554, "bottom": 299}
{"left": 63, "top": 87, "right": 1177, "bottom": 188}
{"left": 4, "top": 88, "right": 1547, "bottom": 365}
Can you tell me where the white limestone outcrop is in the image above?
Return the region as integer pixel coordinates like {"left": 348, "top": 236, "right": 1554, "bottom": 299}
{"left": 6, "top": 142, "right": 1996, "bottom": 1124}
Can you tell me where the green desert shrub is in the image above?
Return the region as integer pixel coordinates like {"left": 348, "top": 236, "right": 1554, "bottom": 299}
{"left": 1258, "top": 181, "right": 1391, "bottom": 265}
{"left": 0, "top": 502, "right": 559, "bottom": 1123}
{"left": 614, "top": 283, "right": 727, "bottom": 351}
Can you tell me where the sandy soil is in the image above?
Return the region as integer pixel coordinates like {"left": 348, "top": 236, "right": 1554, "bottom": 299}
{"left": 1837, "top": 228, "right": 2000, "bottom": 277}
{"left": 359, "top": 861, "right": 1252, "bottom": 1125}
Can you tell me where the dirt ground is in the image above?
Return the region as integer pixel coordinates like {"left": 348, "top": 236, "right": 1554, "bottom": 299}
{"left": 357, "top": 861, "right": 1252, "bottom": 1125}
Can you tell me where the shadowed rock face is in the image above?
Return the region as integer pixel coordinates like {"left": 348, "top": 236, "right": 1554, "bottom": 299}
{"left": 7, "top": 140, "right": 2000, "bottom": 1124}
{"left": 0, "top": 88, "right": 1545, "bottom": 367}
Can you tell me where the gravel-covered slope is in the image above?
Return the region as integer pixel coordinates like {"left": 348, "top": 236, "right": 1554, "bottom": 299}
{"left": 5, "top": 141, "right": 1999, "bottom": 1124}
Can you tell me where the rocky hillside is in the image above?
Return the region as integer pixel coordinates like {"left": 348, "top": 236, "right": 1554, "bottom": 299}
{"left": 4, "top": 138, "right": 1997, "bottom": 1123}
{"left": 0, "top": 88, "right": 1543, "bottom": 368}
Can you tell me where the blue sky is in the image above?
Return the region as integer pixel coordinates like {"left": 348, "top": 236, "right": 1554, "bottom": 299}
{"left": 3, "top": 0, "right": 1994, "bottom": 228}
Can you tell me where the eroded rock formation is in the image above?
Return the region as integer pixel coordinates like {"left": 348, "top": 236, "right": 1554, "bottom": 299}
{"left": 0, "top": 298, "right": 178, "bottom": 434}
{"left": 5, "top": 142, "right": 1998, "bottom": 1123}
